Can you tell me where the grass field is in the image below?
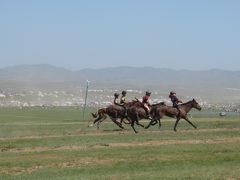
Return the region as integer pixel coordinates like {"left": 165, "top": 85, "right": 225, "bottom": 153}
{"left": 0, "top": 107, "right": 240, "bottom": 180}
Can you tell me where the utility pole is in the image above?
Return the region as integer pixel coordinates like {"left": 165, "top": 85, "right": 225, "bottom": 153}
{"left": 82, "top": 80, "right": 90, "bottom": 121}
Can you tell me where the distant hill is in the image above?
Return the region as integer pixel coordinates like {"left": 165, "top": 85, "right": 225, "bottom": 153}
{"left": 0, "top": 64, "right": 239, "bottom": 103}
{"left": 77, "top": 66, "right": 240, "bottom": 87}
{"left": 0, "top": 64, "right": 239, "bottom": 87}
{"left": 0, "top": 64, "right": 77, "bottom": 82}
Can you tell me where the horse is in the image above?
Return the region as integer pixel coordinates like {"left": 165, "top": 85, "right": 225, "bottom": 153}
{"left": 90, "top": 100, "right": 139, "bottom": 129}
{"left": 145, "top": 99, "right": 202, "bottom": 131}
{"left": 126, "top": 101, "right": 166, "bottom": 133}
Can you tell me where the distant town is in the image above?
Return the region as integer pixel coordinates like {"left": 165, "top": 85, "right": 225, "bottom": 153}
{"left": 0, "top": 89, "right": 239, "bottom": 112}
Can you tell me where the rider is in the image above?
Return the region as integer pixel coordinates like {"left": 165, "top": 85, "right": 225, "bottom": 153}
{"left": 142, "top": 91, "right": 152, "bottom": 119}
{"left": 120, "top": 90, "right": 127, "bottom": 105}
{"left": 120, "top": 90, "right": 128, "bottom": 116}
{"left": 169, "top": 91, "right": 183, "bottom": 117}
{"left": 113, "top": 93, "right": 120, "bottom": 105}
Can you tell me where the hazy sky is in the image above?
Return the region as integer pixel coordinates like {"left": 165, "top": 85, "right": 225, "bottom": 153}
{"left": 1, "top": 0, "right": 239, "bottom": 70}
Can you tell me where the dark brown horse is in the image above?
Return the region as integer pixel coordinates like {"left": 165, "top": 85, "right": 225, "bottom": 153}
{"left": 127, "top": 101, "right": 166, "bottom": 133}
{"left": 90, "top": 100, "right": 139, "bottom": 129}
{"left": 145, "top": 99, "right": 202, "bottom": 131}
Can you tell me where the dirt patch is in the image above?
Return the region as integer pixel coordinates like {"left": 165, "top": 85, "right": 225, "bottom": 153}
{"left": 1, "top": 137, "right": 240, "bottom": 153}
{"left": 1, "top": 157, "right": 127, "bottom": 175}
{"left": 0, "top": 155, "right": 193, "bottom": 175}
{"left": 110, "top": 137, "right": 240, "bottom": 147}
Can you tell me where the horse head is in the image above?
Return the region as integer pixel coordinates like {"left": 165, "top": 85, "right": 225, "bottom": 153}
{"left": 192, "top": 99, "right": 202, "bottom": 111}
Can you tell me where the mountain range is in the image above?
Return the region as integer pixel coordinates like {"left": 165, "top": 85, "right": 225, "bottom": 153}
{"left": 0, "top": 64, "right": 239, "bottom": 103}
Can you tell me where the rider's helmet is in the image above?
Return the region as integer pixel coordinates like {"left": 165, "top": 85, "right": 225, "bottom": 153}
{"left": 170, "top": 91, "right": 176, "bottom": 95}
{"left": 146, "top": 91, "right": 151, "bottom": 96}
{"left": 122, "top": 90, "right": 127, "bottom": 95}
{"left": 114, "top": 93, "right": 119, "bottom": 98}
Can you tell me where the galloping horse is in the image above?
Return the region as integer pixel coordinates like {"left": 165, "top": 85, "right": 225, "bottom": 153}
{"left": 127, "top": 101, "right": 166, "bottom": 133}
{"left": 145, "top": 99, "right": 202, "bottom": 131}
{"left": 90, "top": 100, "right": 139, "bottom": 129}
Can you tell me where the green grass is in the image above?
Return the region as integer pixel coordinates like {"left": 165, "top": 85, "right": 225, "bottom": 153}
{"left": 0, "top": 107, "right": 240, "bottom": 179}
{"left": 0, "top": 130, "right": 239, "bottom": 149}
{"left": 1, "top": 143, "right": 240, "bottom": 180}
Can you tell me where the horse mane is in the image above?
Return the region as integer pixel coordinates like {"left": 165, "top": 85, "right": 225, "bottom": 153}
{"left": 179, "top": 99, "right": 193, "bottom": 106}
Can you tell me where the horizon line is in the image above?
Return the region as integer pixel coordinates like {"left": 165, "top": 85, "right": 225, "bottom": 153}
{"left": 0, "top": 63, "right": 239, "bottom": 72}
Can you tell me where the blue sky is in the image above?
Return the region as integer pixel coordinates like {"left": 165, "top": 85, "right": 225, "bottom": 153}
{"left": 0, "top": 0, "right": 239, "bottom": 70}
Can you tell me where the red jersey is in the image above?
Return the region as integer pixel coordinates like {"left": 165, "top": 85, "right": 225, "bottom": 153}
{"left": 142, "top": 95, "right": 149, "bottom": 104}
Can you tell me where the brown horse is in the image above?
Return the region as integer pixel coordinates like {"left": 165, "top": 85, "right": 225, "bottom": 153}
{"left": 90, "top": 100, "right": 139, "bottom": 129}
{"left": 127, "top": 101, "right": 166, "bottom": 133}
{"left": 145, "top": 99, "right": 202, "bottom": 131}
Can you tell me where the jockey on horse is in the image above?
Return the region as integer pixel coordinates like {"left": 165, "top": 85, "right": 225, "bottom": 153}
{"left": 113, "top": 93, "right": 120, "bottom": 105}
{"left": 169, "top": 91, "right": 183, "bottom": 117}
{"left": 142, "top": 91, "right": 152, "bottom": 119}
{"left": 113, "top": 90, "right": 128, "bottom": 116}
{"left": 120, "top": 90, "right": 127, "bottom": 105}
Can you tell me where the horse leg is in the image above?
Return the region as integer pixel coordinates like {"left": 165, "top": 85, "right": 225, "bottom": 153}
{"left": 151, "top": 120, "right": 158, "bottom": 126}
{"left": 130, "top": 118, "right": 138, "bottom": 133}
{"left": 158, "top": 119, "right": 161, "bottom": 129}
{"left": 97, "top": 115, "right": 107, "bottom": 130}
{"left": 136, "top": 121, "right": 144, "bottom": 128}
{"left": 97, "top": 121, "right": 100, "bottom": 130}
{"left": 120, "top": 117, "right": 124, "bottom": 124}
{"left": 146, "top": 119, "right": 158, "bottom": 129}
{"left": 144, "top": 119, "right": 155, "bottom": 129}
{"left": 111, "top": 118, "right": 124, "bottom": 129}
{"left": 173, "top": 117, "right": 181, "bottom": 132}
{"left": 114, "top": 111, "right": 124, "bottom": 126}
{"left": 183, "top": 116, "right": 197, "bottom": 129}
{"left": 152, "top": 117, "right": 163, "bottom": 128}
{"left": 122, "top": 118, "right": 131, "bottom": 124}
{"left": 91, "top": 114, "right": 103, "bottom": 126}
{"left": 135, "top": 114, "right": 144, "bottom": 128}
{"left": 121, "top": 117, "right": 130, "bottom": 124}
